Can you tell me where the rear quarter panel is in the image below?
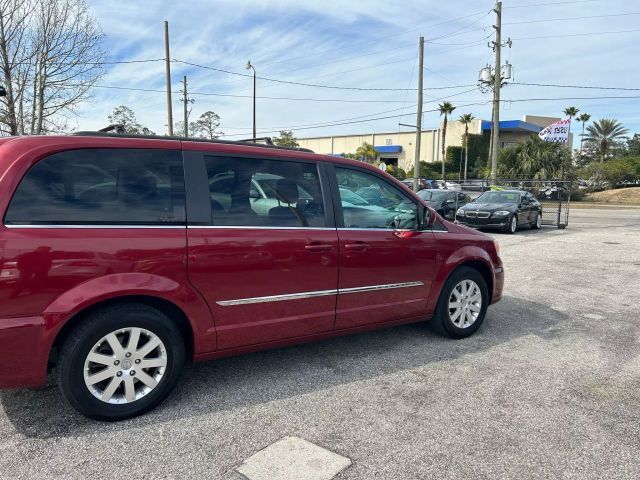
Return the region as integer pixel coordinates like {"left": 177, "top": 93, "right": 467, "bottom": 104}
{"left": 0, "top": 137, "right": 217, "bottom": 360}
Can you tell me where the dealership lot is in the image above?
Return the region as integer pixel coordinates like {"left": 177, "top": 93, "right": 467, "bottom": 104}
{"left": 1, "top": 208, "right": 639, "bottom": 479}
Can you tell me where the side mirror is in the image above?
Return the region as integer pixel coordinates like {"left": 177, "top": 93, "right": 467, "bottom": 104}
{"left": 421, "top": 205, "right": 435, "bottom": 229}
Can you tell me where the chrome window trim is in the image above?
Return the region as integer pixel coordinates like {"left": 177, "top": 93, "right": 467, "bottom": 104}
{"left": 216, "top": 281, "right": 425, "bottom": 306}
{"left": 336, "top": 228, "right": 416, "bottom": 232}
{"left": 3, "top": 224, "right": 186, "bottom": 229}
{"left": 188, "top": 225, "right": 337, "bottom": 231}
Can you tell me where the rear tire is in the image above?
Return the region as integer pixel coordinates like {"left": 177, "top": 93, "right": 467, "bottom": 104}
{"left": 57, "top": 304, "right": 185, "bottom": 421}
{"left": 431, "top": 266, "right": 489, "bottom": 339}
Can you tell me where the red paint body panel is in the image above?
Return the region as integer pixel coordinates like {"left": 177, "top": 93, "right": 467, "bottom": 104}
{"left": 0, "top": 136, "right": 503, "bottom": 390}
{"left": 335, "top": 229, "right": 436, "bottom": 328}
{"left": 187, "top": 228, "right": 339, "bottom": 349}
{"left": 0, "top": 316, "right": 47, "bottom": 388}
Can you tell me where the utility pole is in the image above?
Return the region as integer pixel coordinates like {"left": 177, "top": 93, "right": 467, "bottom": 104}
{"left": 490, "top": 1, "right": 502, "bottom": 183}
{"left": 164, "top": 21, "right": 174, "bottom": 136}
{"left": 182, "top": 76, "right": 189, "bottom": 137}
{"left": 414, "top": 36, "right": 424, "bottom": 193}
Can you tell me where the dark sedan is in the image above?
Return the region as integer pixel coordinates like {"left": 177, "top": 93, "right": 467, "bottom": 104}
{"left": 417, "top": 189, "right": 471, "bottom": 221}
{"left": 455, "top": 189, "right": 542, "bottom": 234}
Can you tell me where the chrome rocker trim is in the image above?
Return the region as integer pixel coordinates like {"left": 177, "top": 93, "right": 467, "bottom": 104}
{"left": 216, "top": 281, "right": 425, "bottom": 306}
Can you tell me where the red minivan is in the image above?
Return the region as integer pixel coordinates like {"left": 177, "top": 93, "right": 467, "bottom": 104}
{"left": 0, "top": 133, "right": 503, "bottom": 420}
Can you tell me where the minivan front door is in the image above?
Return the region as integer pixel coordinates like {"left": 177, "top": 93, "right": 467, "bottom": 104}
{"left": 331, "top": 166, "right": 437, "bottom": 330}
{"left": 184, "top": 150, "right": 338, "bottom": 350}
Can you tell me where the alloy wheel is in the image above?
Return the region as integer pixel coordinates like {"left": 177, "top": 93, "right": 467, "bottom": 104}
{"left": 448, "top": 279, "right": 482, "bottom": 328}
{"left": 510, "top": 216, "right": 517, "bottom": 233}
{"left": 83, "top": 327, "right": 167, "bottom": 404}
{"left": 536, "top": 213, "right": 542, "bottom": 228}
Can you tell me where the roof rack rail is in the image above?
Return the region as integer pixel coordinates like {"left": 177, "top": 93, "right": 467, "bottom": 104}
{"left": 98, "top": 124, "right": 125, "bottom": 134}
{"left": 238, "top": 137, "right": 274, "bottom": 145}
{"left": 71, "top": 130, "right": 314, "bottom": 153}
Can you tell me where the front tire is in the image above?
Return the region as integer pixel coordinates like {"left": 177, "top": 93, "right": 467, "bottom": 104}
{"left": 504, "top": 214, "right": 517, "bottom": 234}
{"left": 431, "top": 266, "right": 489, "bottom": 338}
{"left": 57, "top": 304, "right": 185, "bottom": 421}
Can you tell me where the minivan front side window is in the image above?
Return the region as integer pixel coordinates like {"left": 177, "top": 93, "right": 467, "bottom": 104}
{"left": 335, "top": 167, "right": 417, "bottom": 230}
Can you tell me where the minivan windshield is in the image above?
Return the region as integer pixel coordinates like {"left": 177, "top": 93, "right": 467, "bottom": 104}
{"left": 475, "top": 191, "right": 520, "bottom": 204}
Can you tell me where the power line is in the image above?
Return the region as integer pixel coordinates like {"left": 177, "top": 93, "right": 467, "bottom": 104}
{"left": 504, "top": 12, "right": 640, "bottom": 25}
{"left": 251, "top": 10, "right": 492, "bottom": 71}
{"left": 219, "top": 100, "right": 493, "bottom": 138}
{"left": 11, "top": 58, "right": 165, "bottom": 67}
{"left": 513, "top": 28, "right": 640, "bottom": 40}
{"left": 511, "top": 82, "right": 640, "bottom": 91}
{"left": 222, "top": 88, "right": 481, "bottom": 131}
{"left": 502, "top": 95, "right": 640, "bottom": 102}
{"left": 219, "top": 94, "right": 640, "bottom": 137}
{"left": 504, "top": 0, "right": 601, "bottom": 8}
{"left": 173, "top": 59, "right": 477, "bottom": 91}
{"left": 80, "top": 82, "right": 478, "bottom": 102}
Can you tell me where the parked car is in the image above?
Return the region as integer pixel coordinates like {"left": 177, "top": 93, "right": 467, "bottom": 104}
{"left": 0, "top": 133, "right": 503, "bottom": 420}
{"left": 432, "top": 180, "right": 462, "bottom": 191}
{"left": 460, "top": 179, "right": 490, "bottom": 192}
{"left": 455, "top": 189, "right": 542, "bottom": 233}
{"left": 401, "top": 178, "right": 432, "bottom": 191}
{"left": 417, "top": 189, "right": 471, "bottom": 221}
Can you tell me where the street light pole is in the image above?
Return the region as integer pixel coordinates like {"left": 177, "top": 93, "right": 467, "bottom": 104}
{"left": 246, "top": 61, "right": 256, "bottom": 139}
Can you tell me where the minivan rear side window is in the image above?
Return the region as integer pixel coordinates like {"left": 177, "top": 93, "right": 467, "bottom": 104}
{"left": 5, "top": 149, "right": 185, "bottom": 226}
{"left": 205, "top": 156, "right": 325, "bottom": 228}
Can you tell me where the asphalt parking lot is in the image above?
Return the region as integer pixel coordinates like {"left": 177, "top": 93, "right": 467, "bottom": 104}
{"left": 1, "top": 207, "right": 639, "bottom": 479}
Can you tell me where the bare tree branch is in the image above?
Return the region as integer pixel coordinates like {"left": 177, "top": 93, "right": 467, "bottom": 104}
{"left": 0, "top": 0, "right": 104, "bottom": 135}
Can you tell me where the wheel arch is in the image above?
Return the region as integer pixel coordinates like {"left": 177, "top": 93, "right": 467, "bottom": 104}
{"left": 428, "top": 246, "right": 495, "bottom": 313}
{"left": 455, "top": 259, "right": 493, "bottom": 299}
{"left": 49, "top": 295, "right": 195, "bottom": 369}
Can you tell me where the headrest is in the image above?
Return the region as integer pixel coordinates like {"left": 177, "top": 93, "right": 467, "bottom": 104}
{"left": 274, "top": 178, "right": 299, "bottom": 204}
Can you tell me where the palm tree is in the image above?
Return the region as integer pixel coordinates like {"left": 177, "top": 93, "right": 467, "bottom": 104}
{"left": 355, "top": 142, "right": 378, "bottom": 164}
{"left": 584, "top": 119, "right": 629, "bottom": 162}
{"left": 499, "top": 136, "right": 571, "bottom": 180}
{"left": 458, "top": 113, "right": 474, "bottom": 181}
{"left": 577, "top": 113, "right": 591, "bottom": 164}
{"left": 438, "top": 102, "right": 456, "bottom": 181}
{"left": 563, "top": 107, "right": 579, "bottom": 152}
{"left": 563, "top": 106, "right": 579, "bottom": 120}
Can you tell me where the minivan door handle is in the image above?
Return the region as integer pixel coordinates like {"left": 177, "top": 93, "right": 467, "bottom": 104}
{"left": 304, "top": 243, "right": 334, "bottom": 252}
{"left": 344, "top": 242, "right": 369, "bottom": 252}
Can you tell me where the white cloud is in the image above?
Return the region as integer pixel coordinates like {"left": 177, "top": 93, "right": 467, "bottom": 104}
{"left": 75, "top": 0, "right": 639, "bottom": 137}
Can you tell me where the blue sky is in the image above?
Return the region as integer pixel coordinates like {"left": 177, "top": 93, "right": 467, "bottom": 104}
{"left": 78, "top": 0, "right": 640, "bottom": 138}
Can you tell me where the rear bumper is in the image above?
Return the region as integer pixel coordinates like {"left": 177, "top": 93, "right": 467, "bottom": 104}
{"left": 0, "top": 316, "right": 48, "bottom": 389}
